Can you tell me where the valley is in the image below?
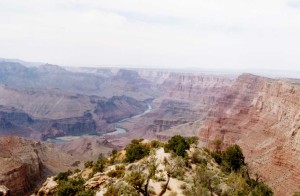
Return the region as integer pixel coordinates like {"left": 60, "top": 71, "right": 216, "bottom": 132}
{"left": 0, "top": 61, "right": 300, "bottom": 195}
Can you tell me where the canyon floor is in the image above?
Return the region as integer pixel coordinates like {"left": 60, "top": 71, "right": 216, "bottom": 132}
{"left": 0, "top": 61, "right": 300, "bottom": 195}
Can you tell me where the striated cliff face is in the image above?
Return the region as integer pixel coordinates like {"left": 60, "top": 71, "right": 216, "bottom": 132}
{"left": 0, "top": 136, "right": 80, "bottom": 196}
{"left": 0, "top": 84, "right": 148, "bottom": 140}
{"left": 112, "top": 72, "right": 234, "bottom": 146}
{"left": 199, "top": 74, "right": 300, "bottom": 195}
{"left": 160, "top": 73, "right": 233, "bottom": 102}
{"left": 148, "top": 73, "right": 233, "bottom": 139}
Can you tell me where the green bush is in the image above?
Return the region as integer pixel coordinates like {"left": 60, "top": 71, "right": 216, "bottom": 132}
{"left": 186, "top": 136, "right": 199, "bottom": 146}
{"left": 55, "top": 170, "right": 72, "bottom": 181}
{"left": 56, "top": 177, "right": 91, "bottom": 196}
{"left": 112, "top": 149, "right": 118, "bottom": 155}
{"left": 223, "top": 144, "right": 245, "bottom": 172}
{"left": 74, "top": 168, "right": 81, "bottom": 173}
{"left": 104, "top": 185, "right": 118, "bottom": 196}
{"left": 84, "top": 161, "right": 94, "bottom": 168}
{"left": 77, "top": 189, "right": 94, "bottom": 196}
{"left": 93, "top": 156, "right": 108, "bottom": 174}
{"left": 150, "top": 140, "right": 164, "bottom": 148}
{"left": 191, "top": 149, "right": 207, "bottom": 165}
{"left": 211, "top": 151, "right": 223, "bottom": 165}
{"left": 125, "top": 139, "right": 150, "bottom": 163}
{"left": 250, "top": 182, "right": 273, "bottom": 196}
{"left": 164, "top": 135, "right": 190, "bottom": 157}
{"left": 107, "top": 165, "right": 125, "bottom": 178}
{"left": 210, "top": 144, "right": 245, "bottom": 172}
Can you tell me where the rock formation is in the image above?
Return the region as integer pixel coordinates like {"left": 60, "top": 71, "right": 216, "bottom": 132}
{"left": 0, "top": 185, "right": 10, "bottom": 196}
{"left": 0, "top": 136, "right": 81, "bottom": 195}
{"left": 0, "top": 84, "right": 148, "bottom": 140}
{"left": 199, "top": 74, "right": 300, "bottom": 195}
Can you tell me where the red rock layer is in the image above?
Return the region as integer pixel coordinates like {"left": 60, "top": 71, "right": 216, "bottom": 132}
{"left": 200, "top": 74, "right": 300, "bottom": 196}
{"left": 0, "top": 136, "right": 80, "bottom": 195}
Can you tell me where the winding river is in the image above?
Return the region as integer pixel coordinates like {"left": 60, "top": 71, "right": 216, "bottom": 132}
{"left": 48, "top": 104, "right": 153, "bottom": 143}
{"left": 104, "top": 104, "right": 153, "bottom": 136}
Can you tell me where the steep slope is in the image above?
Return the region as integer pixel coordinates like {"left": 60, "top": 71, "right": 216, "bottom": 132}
{"left": 0, "top": 136, "right": 80, "bottom": 195}
{"left": 37, "top": 139, "right": 273, "bottom": 196}
{"left": 112, "top": 72, "right": 233, "bottom": 146}
{"left": 59, "top": 137, "right": 119, "bottom": 161}
{"left": 0, "top": 85, "right": 147, "bottom": 140}
{"left": 199, "top": 74, "right": 300, "bottom": 195}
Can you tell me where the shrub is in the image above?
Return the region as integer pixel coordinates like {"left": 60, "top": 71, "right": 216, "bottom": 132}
{"left": 107, "top": 164, "right": 125, "bottom": 178}
{"left": 164, "top": 135, "right": 190, "bottom": 157}
{"left": 56, "top": 177, "right": 88, "bottom": 196}
{"left": 109, "top": 150, "right": 118, "bottom": 165}
{"left": 212, "top": 139, "right": 222, "bottom": 153}
{"left": 211, "top": 151, "right": 223, "bottom": 165}
{"left": 183, "top": 183, "right": 210, "bottom": 196}
{"left": 93, "top": 156, "right": 108, "bottom": 174}
{"left": 104, "top": 185, "right": 118, "bottom": 196}
{"left": 223, "top": 144, "right": 245, "bottom": 172}
{"left": 84, "top": 161, "right": 94, "bottom": 168}
{"left": 186, "top": 136, "right": 199, "bottom": 146}
{"left": 125, "top": 139, "right": 150, "bottom": 163}
{"left": 77, "top": 189, "right": 94, "bottom": 196}
{"left": 112, "top": 149, "right": 118, "bottom": 155}
{"left": 193, "top": 165, "right": 220, "bottom": 195}
{"left": 150, "top": 140, "right": 164, "bottom": 148}
{"left": 191, "top": 149, "right": 207, "bottom": 165}
{"left": 250, "top": 182, "right": 273, "bottom": 196}
{"left": 125, "top": 171, "right": 145, "bottom": 190}
{"left": 55, "top": 170, "right": 72, "bottom": 181}
{"left": 74, "top": 168, "right": 81, "bottom": 173}
{"left": 180, "top": 183, "right": 187, "bottom": 190}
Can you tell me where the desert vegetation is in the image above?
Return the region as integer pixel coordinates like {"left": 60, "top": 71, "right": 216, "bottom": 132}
{"left": 38, "top": 136, "right": 274, "bottom": 196}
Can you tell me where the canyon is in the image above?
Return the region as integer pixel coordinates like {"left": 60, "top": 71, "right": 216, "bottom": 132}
{"left": 0, "top": 136, "right": 78, "bottom": 195}
{"left": 199, "top": 74, "right": 300, "bottom": 195}
{"left": 0, "top": 60, "right": 299, "bottom": 195}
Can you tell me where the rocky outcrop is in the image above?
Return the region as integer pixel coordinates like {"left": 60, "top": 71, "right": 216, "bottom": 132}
{"left": 94, "top": 96, "right": 148, "bottom": 123}
{"left": 0, "top": 185, "right": 10, "bottom": 196}
{"left": 40, "top": 114, "right": 97, "bottom": 140}
{"left": 148, "top": 119, "right": 188, "bottom": 133}
{"left": 199, "top": 74, "right": 300, "bottom": 195}
{"left": 36, "top": 177, "right": 57, "bottom": 196}
{"left": 59, "top": 138, "right": 117, "bottom": 161}
{"left": 84, "top": 173, "right": 109, "bottom": 190}
{"left": 0, "top": 136, "right": 80, "bottom": 195}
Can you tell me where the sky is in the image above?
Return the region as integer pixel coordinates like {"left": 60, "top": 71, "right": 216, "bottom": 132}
{"left": 0, "top": 0, "right": 300, "bottom": 71}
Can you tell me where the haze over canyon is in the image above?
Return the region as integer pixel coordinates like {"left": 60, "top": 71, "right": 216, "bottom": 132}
{"left": 0, "top": 60, "right": 299, "bottom": 195}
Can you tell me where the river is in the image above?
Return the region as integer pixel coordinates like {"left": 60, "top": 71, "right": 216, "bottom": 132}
{"left": 104, "top": 104, "right": 153, "bottom": 135}
{"left": 47, "top": 104, "right": 153, "bottom": 143}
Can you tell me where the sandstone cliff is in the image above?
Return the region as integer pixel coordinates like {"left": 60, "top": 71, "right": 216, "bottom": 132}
{"left": 0, "top": 136, "right": 80, "bottom": 195}
{"left": 199, "top": 74, "right": 300, "bottom": 195}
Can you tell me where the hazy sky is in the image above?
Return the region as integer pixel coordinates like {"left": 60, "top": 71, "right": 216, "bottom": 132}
{"left": 0, "top": 0, "right": 300, "bottom": 70}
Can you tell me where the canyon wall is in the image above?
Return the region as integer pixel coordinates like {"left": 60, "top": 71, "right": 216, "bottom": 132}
{"left": 152, "top": 73, "right": 233, "bottom": 139}
{"left": 0, "top": 136, "right": 80, "bottom": 195}
{"left": 200, "top": 74, "right": 300, "bottom": 195}
{"left": 0, "top": 85, "right": 148, "bottom": 140}
{"left": 114, "top": 72, "right": 234, "bottom": 145}
{"left": 160, "top": 73, "right": 233, "bottom": 102}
